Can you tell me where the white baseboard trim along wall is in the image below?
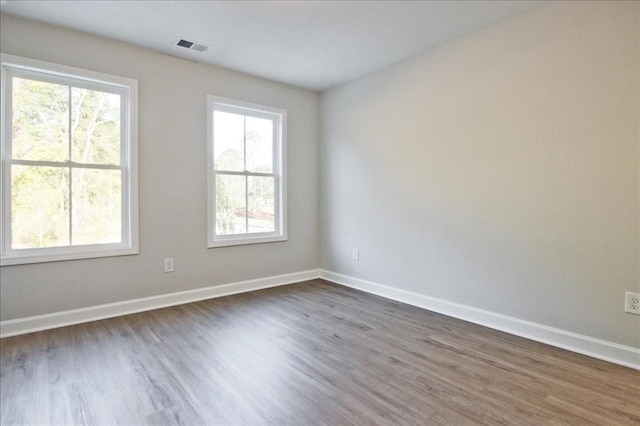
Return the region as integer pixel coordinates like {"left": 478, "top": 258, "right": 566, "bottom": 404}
{"left": 0, "top": 269, "right": 320, "bottom": 339}
{"left": 319, "top": 270, "right": 640, "bottom": 370}
{"left": 2, "top": 268, "right": 638, "bottom": 370}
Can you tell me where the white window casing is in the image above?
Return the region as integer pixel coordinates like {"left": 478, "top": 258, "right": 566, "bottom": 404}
{"left": 0, "top": 54, "right": 139, "bottom": 265}
{"left": 207, "top": 95, "right": 287, "bottom": 247}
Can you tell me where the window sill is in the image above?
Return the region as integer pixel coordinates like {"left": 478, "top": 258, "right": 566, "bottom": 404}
{"left": 0, "top": 246, "right": 139, "bottom": 266}
{"left": 208, "top": 235, "right": 287, "bottom": 248}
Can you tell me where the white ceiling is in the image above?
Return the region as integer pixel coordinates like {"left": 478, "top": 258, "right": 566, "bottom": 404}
{"left": 0, "top": 1, "right": 548, "bottom": 91}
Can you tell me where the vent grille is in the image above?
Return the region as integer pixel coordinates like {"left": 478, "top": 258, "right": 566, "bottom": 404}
{"left": 174, "top": 38, "right": 208, "bottom": 53}
{"left": 190, "top": 44, "right": 208, "bottom": 52}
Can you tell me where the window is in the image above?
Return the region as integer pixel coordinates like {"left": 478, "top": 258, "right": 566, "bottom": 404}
{"left": 1, "top": 54, "right": 138, "bottom": 265}
{"left": 207, "top": 96, "right": 286, "bottom": 247}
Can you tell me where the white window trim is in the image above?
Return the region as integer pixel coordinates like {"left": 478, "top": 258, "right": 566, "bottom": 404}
{"left": 0, "top": 54, "right": 139, "bottom": 266}
{"left": 207, "top": 95, "right": 287, "bottom": 248}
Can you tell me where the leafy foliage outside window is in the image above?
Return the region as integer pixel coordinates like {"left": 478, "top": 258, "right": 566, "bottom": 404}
{"left": 9, "top": 77, "right": 122, "bottom": 249}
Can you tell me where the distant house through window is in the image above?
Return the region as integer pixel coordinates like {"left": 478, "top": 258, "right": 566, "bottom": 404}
{"left": 0, "top": 54, "right": 138, "bottom": 265}
{"left": 207, "top": 96, "right": 287, "bottom": 247}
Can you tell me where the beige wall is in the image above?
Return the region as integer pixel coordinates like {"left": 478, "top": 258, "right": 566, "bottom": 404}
{"left": 320, "top": 1, "right": 640, "bottom": 347}
{"left": 0, "top": 14, "right": 319, "bottom": 320}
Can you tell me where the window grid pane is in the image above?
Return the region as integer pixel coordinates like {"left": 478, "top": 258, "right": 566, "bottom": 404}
{"left": 248, "top": 176, "right": 275, "bottom": 233}
{"left": 11, "top": 77, "right": 70, "bottom": 163}
{"left": 213, "top": 111, "right": 244, "bottom": 172}
{"left": 71, "top": 168, "right": 122, "bottom": 245}
{"left": 245, "top": 116, "right": 273, "bottom": 173}
{"left": 71, "top": 88, "right": 122, "bottom": 166}
{"left": 10, "top": 165, "right": 70, "bottom": 249}
{"left": 215, "top": 174, "right": 247, "bottom": 235}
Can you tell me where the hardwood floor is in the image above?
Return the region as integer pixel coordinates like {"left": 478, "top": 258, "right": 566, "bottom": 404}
{"left": 1, "top": 279, "right": 638, "bottom": 425}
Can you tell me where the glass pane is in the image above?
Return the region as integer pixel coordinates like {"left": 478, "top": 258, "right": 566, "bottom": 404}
{"left": 11, "top": 77, "right": 69, "bottom": 162}
{"left": 72, "top": 169, "right": 122, "bottom": 245}
{"left": 11, "top": 165, "right": 69, "bottom": 249}
{"left": 215, "top": 174, "right": 246, "bottom": 235}
{"left": 248, "top": 176, "right": 275, "bottom": 233}
{"left": 246, "top": 116, "right": 273, "bottom": 173}
{"left": 214, "top": 111, "right": 244, "bottom": 171}
{"left": 71, "top": 88, "right": 121, "bottom": 165}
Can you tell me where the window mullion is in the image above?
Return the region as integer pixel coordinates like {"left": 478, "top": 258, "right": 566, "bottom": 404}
{"left": 68, "top": 166, "right": 73, "bottom": 246}
{"left": 245, "top": 175, "right": 249, "bottom": 234}
{"left": 243, "top": 115, "right": 247, "bottom": 172}
{"left": 8, "top": 159, "right": 121, "bottom": 170}
{"left": 213, "top": 170, "right": 273, "bottom": 177}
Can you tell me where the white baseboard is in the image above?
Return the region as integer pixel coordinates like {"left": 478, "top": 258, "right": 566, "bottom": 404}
{"left": 319, "top": 269, "right": 640, "bottom": 370}
{"left": 4, "top": 268, "right": 638, "bottom": 370}
{"left": 0, "top": 269, "right": 321, "bottom": 338}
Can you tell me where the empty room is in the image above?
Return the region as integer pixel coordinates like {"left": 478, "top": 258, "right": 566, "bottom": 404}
{"left": 0, "top": 1, "right": 638, "bottom": 424}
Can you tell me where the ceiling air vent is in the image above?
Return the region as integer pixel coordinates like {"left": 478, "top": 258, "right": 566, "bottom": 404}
{"left": 174, "top": 38, "right": 209, "bottom": 53}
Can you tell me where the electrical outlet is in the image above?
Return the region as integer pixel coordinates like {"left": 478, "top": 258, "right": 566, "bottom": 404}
{"left": 352, "top": 248, "right": 359, "bottom": 261}
{"left": 625, "top": 291, "right": 640, "bottom": 315}
{"left": 164, "top": 258, "right": 174, "bottom": 273}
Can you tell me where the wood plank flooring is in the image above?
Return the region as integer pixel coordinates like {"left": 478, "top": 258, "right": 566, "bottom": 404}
{"left": 1, "top": 279, "right": 638, "bottom": 425}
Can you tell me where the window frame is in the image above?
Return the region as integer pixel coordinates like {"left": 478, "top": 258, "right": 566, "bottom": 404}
{"left": 207, "top": 95, "right": 287, "bottom": 248}
{"left": 0, "top": 54, "right": 139, "bottom": 266}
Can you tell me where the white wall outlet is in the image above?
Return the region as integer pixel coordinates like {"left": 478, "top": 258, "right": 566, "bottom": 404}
{"left": 625, "top": 291, "right": 640, "bottom": 315}
{"left": 352, "top": 248, "right": 359, "bottom": 261}
{"left": 164, "top": 258, "right": 174, "bottom": 273}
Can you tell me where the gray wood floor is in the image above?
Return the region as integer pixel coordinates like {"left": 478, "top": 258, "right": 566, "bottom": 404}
{"left": 1, "top": 279, "right": 638, "bottom": 425}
